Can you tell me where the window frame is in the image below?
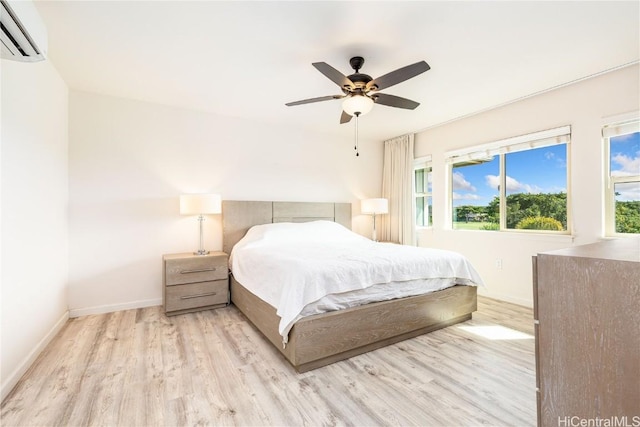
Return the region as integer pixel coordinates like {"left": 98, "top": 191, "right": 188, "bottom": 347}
{"left": 413, "top": 155, "right": 433, "bottom": 229}
{"left": 603, "top": 117, "right": 640, "bottom": 236}
{"left": 446, "top": 126, "right": 572, "bottom": 234}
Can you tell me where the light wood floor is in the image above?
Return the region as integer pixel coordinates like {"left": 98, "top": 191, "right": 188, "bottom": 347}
{"left": 1, "top": 296, "right": 536, "bottom": 426}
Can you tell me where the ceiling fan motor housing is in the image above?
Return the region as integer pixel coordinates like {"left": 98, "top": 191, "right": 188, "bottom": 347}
{"left": 346, "top": 73, "right": 373, "bottom": 89}
{"left": 345, "top": 56, "right": 374, "bottom": 92}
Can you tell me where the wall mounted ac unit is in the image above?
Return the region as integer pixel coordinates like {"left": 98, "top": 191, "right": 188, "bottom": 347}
{"left": 1, "top": 0, "right": 47, "bottom": 62}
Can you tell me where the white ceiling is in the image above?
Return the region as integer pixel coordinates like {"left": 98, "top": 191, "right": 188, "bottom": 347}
{"left": 34, "top": 1, "right": 639, "bottom": 141}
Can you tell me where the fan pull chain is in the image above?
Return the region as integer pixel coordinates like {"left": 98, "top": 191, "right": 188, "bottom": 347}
{"left": 354, "top": 112, "right": 360, "bottom": 157}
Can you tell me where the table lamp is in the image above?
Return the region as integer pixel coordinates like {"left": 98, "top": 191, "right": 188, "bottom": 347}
{"left": 361, "top": 198, "right": 389, "bottom": 241}
{"left": 180, "top": 194, "right": 221, "bottom": 255}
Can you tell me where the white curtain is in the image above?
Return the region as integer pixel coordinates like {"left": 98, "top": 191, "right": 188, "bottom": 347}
{"left": 380, "top": 133, "right": 415, "bottom": 245}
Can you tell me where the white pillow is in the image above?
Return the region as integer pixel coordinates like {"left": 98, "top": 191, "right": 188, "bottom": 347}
{"left": 238, "top": 220, "right": 362, "bottom": 249}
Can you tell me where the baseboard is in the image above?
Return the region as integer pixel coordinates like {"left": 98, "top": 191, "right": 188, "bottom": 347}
{"left": 1, "top": 310, "right": 69, "bottom": 402}
{"left": 477, "top": 288, "right": 533, "bottom": 308}
{"left": 68, "top": 298, "right": 162, "bottom": 318}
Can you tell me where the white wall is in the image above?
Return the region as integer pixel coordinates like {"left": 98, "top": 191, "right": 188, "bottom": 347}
{"left": 0, "top": 56, "right": 634, "bottom": 402}
{"left": 68, "top": 91, "right": 382, "bottom": 315}
{"left": 414, "top": 64, "right": 639, "bottom": 306}
{"left": 1, "top": 59, "right": 69, "bottom": 400}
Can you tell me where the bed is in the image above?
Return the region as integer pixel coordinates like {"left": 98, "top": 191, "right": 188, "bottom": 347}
{"left": 222, "top": 200, "right": 480, "bottom": 373}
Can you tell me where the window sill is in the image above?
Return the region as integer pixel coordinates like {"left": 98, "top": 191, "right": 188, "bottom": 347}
{"left": 445, "top": 228, "right": 576, "bottom": 244}
{"left": 601, "top": 234, "right": 640, "bottom": 240}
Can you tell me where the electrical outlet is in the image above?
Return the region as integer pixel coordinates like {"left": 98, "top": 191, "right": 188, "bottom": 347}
{"left": 495, "top": 259, "right": 503, "bottom": 269}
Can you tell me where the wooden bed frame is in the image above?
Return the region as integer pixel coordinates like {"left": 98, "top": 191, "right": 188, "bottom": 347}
{"left": 222, "top": 200, "right": 478, "bottom": 373}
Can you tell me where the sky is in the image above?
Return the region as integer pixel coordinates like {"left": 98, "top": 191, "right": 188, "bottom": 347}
{"left": 610, "top": 132, "right": 640, "bottom": 202}
{"left": 452, "top": 144, "right": 567, "bottom": 207}
{"left": 452, "top": 132, "right": 640, "bottom": 207}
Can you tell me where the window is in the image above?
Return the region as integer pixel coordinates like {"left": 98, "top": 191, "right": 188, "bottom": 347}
{"left": 451, "top": 156, "right": 499, "bottom": 230}
{"left": 414, "top": 156, "right": 432, "bottom": 228}
{"left": 604, "top": 119, "right": 640, "bottom": 235}
{"left": 447, "top": 126, "right": 570, "bottom": 233}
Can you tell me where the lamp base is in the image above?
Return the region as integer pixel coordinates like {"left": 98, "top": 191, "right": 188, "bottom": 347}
{"left": 194, "top": 249, "right": 210, "bottom": 256}
{"left": 372, "top": 213, "right": 378, "bottom": 242}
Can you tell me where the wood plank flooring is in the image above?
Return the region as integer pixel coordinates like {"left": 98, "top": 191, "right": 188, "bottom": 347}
{"left": 1, "top": 297, "right": 536, "bottom": 426}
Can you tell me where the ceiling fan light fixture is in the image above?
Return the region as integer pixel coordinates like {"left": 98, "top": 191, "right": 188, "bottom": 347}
{"left": 342, "top": 94, "right": 374, "bottom": 116}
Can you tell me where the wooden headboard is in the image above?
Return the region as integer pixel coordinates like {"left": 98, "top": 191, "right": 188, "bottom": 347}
{"left": 222, "top": 201, "right": 352, "bottom": 254}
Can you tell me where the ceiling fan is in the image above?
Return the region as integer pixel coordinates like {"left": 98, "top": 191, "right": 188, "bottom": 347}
{"left": 285, "top": 56, "right": 430, "bottom": 124}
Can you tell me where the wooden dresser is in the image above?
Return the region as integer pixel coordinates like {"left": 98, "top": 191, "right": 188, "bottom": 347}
{"left": 163, "top": 251, "right": 229, "bottom": 316}
{"left": 533, "top": 238, "right": 640, "bottom": 426}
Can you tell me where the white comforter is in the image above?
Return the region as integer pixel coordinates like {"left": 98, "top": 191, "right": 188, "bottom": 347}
{"left": 230, "top": 221, "right": 484, "bottom": 342}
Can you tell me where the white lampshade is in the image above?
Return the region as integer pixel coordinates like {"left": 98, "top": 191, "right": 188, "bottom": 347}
{"left": 361, "top": 198, "right": 389, "bottom": 215}
{"left": 342, "top": 94, "right": 374, "bottom": 116}
{"left": 180, "top": 194, "right": 222, "bottom": 215}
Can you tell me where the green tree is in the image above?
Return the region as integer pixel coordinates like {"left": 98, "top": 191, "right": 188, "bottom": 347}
{"left": 506, "top": 193, "right": 566, "bottom": 229}
{"left": 616, "top": 201, "right": 640, "bottom": 233}
{"left": 483, "top": 192, "right": 567, "bottom": 230}
{"left": 486, "top": 196, "right": 500, "bottom": 224}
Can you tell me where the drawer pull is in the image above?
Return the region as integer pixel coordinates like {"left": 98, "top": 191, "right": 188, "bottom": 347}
{"left": 180, "top": 292, "right": 217, "bottom": 300}
{"left": 180, "top": 267, "right": 216, "bottom": 274}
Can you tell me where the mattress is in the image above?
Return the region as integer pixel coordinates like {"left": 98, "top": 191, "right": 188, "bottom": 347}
{"left": 230, "top": 220, "right": 484, "bottom": 342}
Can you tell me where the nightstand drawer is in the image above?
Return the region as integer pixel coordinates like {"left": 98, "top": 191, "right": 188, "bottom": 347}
{"left": 165, "top": 256, "right": 227, "bottom": 285}
{"left": 165, "top": 279, "right": 229, "bottom": 312}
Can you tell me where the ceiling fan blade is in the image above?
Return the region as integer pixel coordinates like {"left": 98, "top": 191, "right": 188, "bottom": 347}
{"left": 285, "top": 95, "right": 343, "bottom": 107}
{"left": 367, "top": 61, "right": 430, "bottom": 92}
{"left": 313, "top": 62, "right": 355, "bottom": 90}
{"left": 340, "top": 110, "right": 352, "bottom": 124}
{"left": 373, "top": 93, "right": 420, "bottom": 110}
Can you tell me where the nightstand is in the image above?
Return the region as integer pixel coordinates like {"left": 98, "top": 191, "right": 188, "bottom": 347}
{"left": 163, "top": 251, "right": 229, "bottom": 316}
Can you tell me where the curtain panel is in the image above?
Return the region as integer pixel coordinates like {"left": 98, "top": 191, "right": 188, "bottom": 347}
{"left": 380, "top": 133, "right": 415, "bottom": 245}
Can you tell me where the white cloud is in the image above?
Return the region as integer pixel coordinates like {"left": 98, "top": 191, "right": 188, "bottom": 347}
{"left": 485, "top": 175, "right": 500, "bottom": 189}
{"left": 611, "top": 152, "right": 640, "bottom": 177}
{"left": 452, "top": 171, "right": 476, "bottom": 191}
{"left": 614, "top": 182, "right": 640, "bottom": 202}
{"left": 452, "top": 192, "right": 481, "bottom": 201}
{"left": 545, "top": 151, "right": 566, "bottom": 168}
{"left": 486, "top": 175, "right": 542, "bottom": 193}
